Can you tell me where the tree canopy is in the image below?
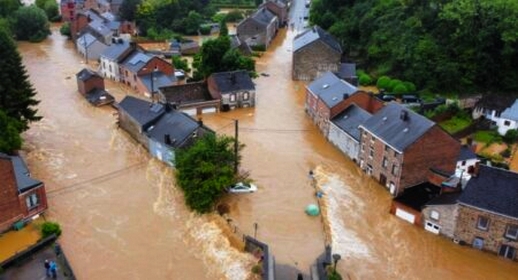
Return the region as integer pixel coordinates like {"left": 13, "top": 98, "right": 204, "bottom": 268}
{"left": 13, "top": 5, "right": 50, "bottom": 42}
{"left": 175, "top": 133, "right": 242, "bottom": 213}
{"left": 192, "top": 35, "right": 255, "bottom": 79}
{"left": 310, "top": 0, "right": 518, "bottom": 94}
{"left": 0, "top": 109, "right": 23, "bottom": 154}
{"left": 0, "top": 28, "right": 41, "bottom": 131}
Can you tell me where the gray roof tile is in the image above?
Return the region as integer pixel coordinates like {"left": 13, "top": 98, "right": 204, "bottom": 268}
{"left": 458, "top": 145, "right": 477, "bottom": 161}
{"left": 118, "top": 96, "right": 165, "bottom": 127}
{"left": 210, "top": 70, "right": 255, "bottom": 93}
{"left": 501, "top": 99, "right": 518, "bottom": 121}
{"left": 459, "top": 165, "right": 518, "bottom": 218}
{"left": 101, "top": 39, "right": 131, "bottom": 61}
{"left": 293, "top": 25, "right": 342, "bottom": 53}
{"left": 359, "top": 102, "right": 435, "bottom": 152}
{"left": 10, "top": 155, "right": 43, "bottom": 192}
{"left": 121, "top": 51, "right": 151, "bottom": 73}
{"left": 308, "top": 71, "right": 357, "bottom": 108}
{"left": 331, "top": 104, "right": 371, "bottom": 141}
{"left": 146, "top": 110, "right": 200, "bottom": 148}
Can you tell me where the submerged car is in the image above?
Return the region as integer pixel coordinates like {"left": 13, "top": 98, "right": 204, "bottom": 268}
{"left": 227, "top": 182, "right": 258, "bottom": 193}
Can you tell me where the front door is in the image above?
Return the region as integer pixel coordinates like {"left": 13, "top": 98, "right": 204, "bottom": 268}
{"left": 499, "top": 245, "right": 516, "bottom": 260}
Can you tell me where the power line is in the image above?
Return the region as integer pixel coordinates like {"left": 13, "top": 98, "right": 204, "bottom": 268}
{"left": 46, "top": 162, "right": 147, "bottom": 198}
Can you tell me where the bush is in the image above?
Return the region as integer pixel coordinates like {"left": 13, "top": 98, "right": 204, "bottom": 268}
{"left": 376, "top": 75, "right": 391, "bottom": 90}
{"left": 403, "top": 81, "right": 416, "bottom": 92}
{"left": 225, "top": 10, "right": 244, "bottom": 22}
{"left": 359, "top": 73, "right": 373, "bottom": 86}
{"left": 199, "top": 25, "right": 211, "bottom": 35}
{"left": 59, "top": 22, "right": 70, "bottom": 38}
{"left": 393, "top": 83, "right": 408, "bottom": 94}
{"left": 503, "top": 129, "right": 518, "bottom": 144}
{"left": 41, "top": 221, "right": 62, "bottom": 238}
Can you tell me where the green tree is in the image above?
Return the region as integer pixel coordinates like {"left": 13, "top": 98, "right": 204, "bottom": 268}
{"left": 43, "top": 0, "right": 60, "bottom": 22}
{"left": 0, "top": 110, "right": 23, "bottom": 154}
{"left": 119, "top": 0, "right": 141, "bottom": 21}
{"left": 219, "top": 17, "right": 228, "bottom": 37}
{"left": 183, "top": 11, "right": 203, "bottom": 35}
{"left": 193, "top": 35, "right": 231, "bottom": 78}
{"left": 172, "top": 56, "right": 190, "bottom": 73}
{"left": 0, "top": 28, "right": 42, "bottom": 131}
{"left": 0, "top": 0, "right": 21, "bottom": 18}
{"left": 504, "top": 129, "right": 518, "bottom": 144}
{"left": 376, "top": 76, "right": 391, "bottom": 91}
{"left": 175, "top": 133, "right": 242, "bottom": 213}
{"left": 60, "top": 21, "right": 71, "bottom": 38}
{"left": 14, "top": 5, "right": 50, "bottom": 42}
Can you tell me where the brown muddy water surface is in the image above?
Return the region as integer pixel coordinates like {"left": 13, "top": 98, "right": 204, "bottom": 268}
{"left": 17, "top": 14, "right": 518, "bottom": 280}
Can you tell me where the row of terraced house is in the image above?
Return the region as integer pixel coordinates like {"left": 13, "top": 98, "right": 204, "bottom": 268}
{"left": 298, "top": 27, "right": 518, "bottom": 261}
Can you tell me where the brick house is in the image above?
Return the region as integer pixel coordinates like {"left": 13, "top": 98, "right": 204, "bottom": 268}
{"left": 454, "top": 165, "right": 518, "bottom": 260}
{"left": 260, "top": 0, "right": 288, "bottom": 27}
{"left": 60, "top": 0, "right": 76, "bottom": 22}
{"left": 119, "top": 50, "right": 176, "bottom": 97}
{"left": 358, "top": 102, "right": 460, "bottom": 196}
{"left": 292, "top": 26, "right": 342, "bottom": 81}
{"left": 236, "top": 7, "right": 279, "bottom": 49}
{"left": 76, "top": 68, "right": 114, "bottom": 106}
{"left": 207, "top": 70, "right": 256, "bottom": 111}
{"left": 157, "top": 82, "right": 220, "bottom": 116}
{"left": 0, "top": 154, "right": 48, "bottom": 232}
{"left": 305, "top": 71, "right": 358, "bottom": 136}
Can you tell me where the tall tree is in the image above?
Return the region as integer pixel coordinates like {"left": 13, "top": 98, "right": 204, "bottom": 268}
{"left": 14, "top": 5, "right": 50, "bottom": 42}
{"left": 0, "top": 109, "right": 22, "bottom": 154}
{"left": 0, "top": 28, "right": 41, "bottom": 131}
{"left": 0, "top": 0, "right": 21, "bottom": 18}
{"left": 175, "top": 133, "right": 242, "bottom": 213}
{"left": 119, "top": 0, "right": 141, "bottom": 21}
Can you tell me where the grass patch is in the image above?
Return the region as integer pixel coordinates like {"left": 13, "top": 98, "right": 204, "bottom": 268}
{"left": 439, "top": 116, "right": 472, "bottom": 134}
{"left": 474, "top": 130, "right": 501, "bottom": 144}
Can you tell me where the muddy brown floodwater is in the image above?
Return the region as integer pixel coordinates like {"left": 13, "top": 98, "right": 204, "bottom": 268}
{"left": 17, "top": 13, "right": 518, "bottom": 280}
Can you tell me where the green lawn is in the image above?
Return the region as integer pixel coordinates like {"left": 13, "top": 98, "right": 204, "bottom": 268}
{"left": 439, "top": 116, "right": 472, "bottom": 134}
{"left": 474, "top": 130, "right": 501, "bottom": 143}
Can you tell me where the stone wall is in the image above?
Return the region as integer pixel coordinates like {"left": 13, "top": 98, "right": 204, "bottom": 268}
{"left": 422, "top": 204, "right": 458, "bottom": 238}
{"left": 292, "top": 41, "right": 340, "bottom": 81}
{"left": 455, "top": 204, "right": 518, "bottom": 258}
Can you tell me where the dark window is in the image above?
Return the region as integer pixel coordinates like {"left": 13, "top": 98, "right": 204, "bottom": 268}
{"left": 391, "top": 164, "right": 399, "bottom": 176}
{"left": 382, "top": 157, "right": 388, "bottom": 169}
{"left": 505, "top": 225, "right": 518, "bottom": 240}
{"left": 504, "top": 120, "right": 511, "bottom": 126}
{"left": 369, "top": 146, "right": 374, "bottom": 158}
{"left": 461, "top": 160, "right": 466, "bottom": 166}
{"left": 384, "top": 145, "right": 389, "bottom": 152}
{"left": 477, "top": 216, "right": 490, "bottom": 231}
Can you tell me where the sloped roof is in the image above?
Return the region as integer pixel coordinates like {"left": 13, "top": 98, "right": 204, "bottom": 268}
{"left": 501, "top": 99, "right": 518, "bottom": 121}
{"left": 146, "top": 110, "right": 200, "bottom": 148}
{"left": 458, "top": 145, "right": 477, "bottom": 161}
{"left": 475, "top": 94, "right": 517, "bottom": 113}
{"left": 10, "top": 155, "right": 43, "bottom": 193}
{"left": 88, "top": 19, "right": 112, "bottom": 37}
{"left": 101, "top": 39, "right": 131, "bottom": 61}
{"left": 425, "top": 192, "right": 461, "bottom": 206}
{"left": 307, "top": 71, "right": 357, "bottom": 108}
{"left": 459, "top": 165, "right": 518, "bottom": 218}
{"left": 77, "top": 33, "right": 98, "bottom": 48}
{"left": 250, "top": 7, "right": 277, "bottom": 27}
{"left": 394, "top": 182, "right": 441, "bottom": 211}
{"left": 336, "top": 63, "right": 357, "bottom": 79}
{"left": 331, "top": 104, "right": 371, "bottom": 141}
{"left": 160, "top": 82, "right": 214, "bottom": 104}
{"left": 118, "top": 96, "right": 165, "bottom": 127}
{"left": 359, "top": 102, "right": 435, "bottom": 152}
{"left": 85, "top": 88, "right": 115, "bottom": 106}
{"left": 121, "top": 51, "right": 151, "bottom": 73}
{"left": 293, "top": 25, "right": 342, "bottom": 53}
{"left": 210, "top": 70, "right": 255, "bottom": 94}
{"left": 140, "top": 72, "right": 177, "bottom": 93}
{"left": 76, "top": 68, "right": 99, "bottom": 81}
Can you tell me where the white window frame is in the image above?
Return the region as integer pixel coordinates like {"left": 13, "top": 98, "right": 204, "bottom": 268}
{"left": 477, "top": 216, "right": 490, "bottom": 231}
{"left": 25, "top": 193, "right": 39, "bottom": 210}
{"left": 430, "top": 210, "right": 440, "bottom": 220}
{"left": 505, "top": 224, "right": 518, "bottom": 240}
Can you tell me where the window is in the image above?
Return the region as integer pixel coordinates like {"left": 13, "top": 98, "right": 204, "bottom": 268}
{"left": 371, "top": 136, "right": 376, "bottom": 143}
{"left": 369, "top": 146, "right": 374, "bottom": 158}
{"left": 384, "top": 145, "right": 389, "bottom": 152}
{"left": 504, "top": 120, "right": 511, "bottom": 126}
{"left": 102, "top": 62, "right": 106, "bottom": 69}
{"left": 230, "top": 94, "right": 236, "bottom": 102}
{"left": 382, "top": 157, "right": 388, "bottom": 169}
{"left": 391, "top": 164, "right": 399, "bottom": 176}
{"left": 461, "top": 160, "right": 466, "bottom": 166}
{"left": 243, "top": 92, "right": 249, "bottom": 100}
{"left": 430, "top": 210, "right": 440, "bottom": 220}
{"left": 361, "top": 144, "right": 365, "bottom": 152}
{"left": 393, "top": 151, "right": 397, "bottom": 157}
{"left": 109, "top": 65, "right": 112, "bottom": 72}
{"left": 25, "top": 193, "right": 39, "bottom": 209}
{"left": 477, "top": 216, "right": 490, "bottom": 231}
{"left": 505, "top": 225, "right": 518, "bottom": 240}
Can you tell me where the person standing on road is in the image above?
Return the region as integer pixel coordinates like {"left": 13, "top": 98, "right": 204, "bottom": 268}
{"left": 44, "top": 259, "right": 50, "bottom": 277}
{"left": 49, "top": 260, "right": 58, "bottom": 278}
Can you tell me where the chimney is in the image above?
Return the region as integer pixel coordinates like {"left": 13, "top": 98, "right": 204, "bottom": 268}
{"left": 164, "top": 134, "right": 172, "bottom": 145}
{"left": 400, "top": 110, "right": 408, "bottom": 121}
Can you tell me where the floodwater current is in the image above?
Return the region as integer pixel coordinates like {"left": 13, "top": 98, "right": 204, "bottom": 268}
{"left": 17, "top": 1, "right": 518, "bottom": 279}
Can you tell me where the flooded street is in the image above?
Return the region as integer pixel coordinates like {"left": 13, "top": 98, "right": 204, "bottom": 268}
{"left": 17, "top": 3, "right": 518, "bottom": 280}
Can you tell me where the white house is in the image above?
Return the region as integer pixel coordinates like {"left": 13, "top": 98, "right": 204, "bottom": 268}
{"left": 99, "top": 39, "right": 133, "bottom": 81}
{"left": 497, "top": 99, "right": 518, "bottom": 135}
{"left": 328, "top": 104, "right": 371, "bottom": 163}
{"left": 77, "top": 32, "right": 109, "bottom": 61}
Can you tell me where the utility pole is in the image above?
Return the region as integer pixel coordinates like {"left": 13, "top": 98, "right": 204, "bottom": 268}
{"left": 234, "top": 119, "right": 238, "bottom": 174}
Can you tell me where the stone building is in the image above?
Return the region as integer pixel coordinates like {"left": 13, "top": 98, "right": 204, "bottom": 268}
{"left": 292, "top": 25, "right": 342, "bottom": 81}
{"left": 207, "top": 70, "right": 256, "bottom": 111}
{"left": 236, "top": 7, "right": 279, "bottom": 49}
